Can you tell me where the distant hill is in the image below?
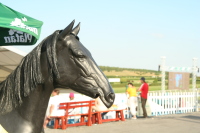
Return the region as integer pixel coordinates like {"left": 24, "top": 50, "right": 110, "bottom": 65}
{"left": 99, "top": 66, "right": 161, "bottom": 77}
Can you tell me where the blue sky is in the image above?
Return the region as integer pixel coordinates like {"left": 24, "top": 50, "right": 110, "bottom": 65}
{"left": 1, "top": 0, "right": 200, "bottom": 70}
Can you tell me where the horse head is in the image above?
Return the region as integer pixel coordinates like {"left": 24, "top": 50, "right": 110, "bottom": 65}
{"left": 54, "top": 20, "right": 115, "bottom": 108}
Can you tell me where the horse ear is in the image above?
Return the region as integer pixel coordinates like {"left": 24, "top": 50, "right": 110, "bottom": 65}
{"left": 59, "top": 20, "right": 75, "bottom": 39}
{"left": 71, "top": 22, "right": 80, "bottom": 36}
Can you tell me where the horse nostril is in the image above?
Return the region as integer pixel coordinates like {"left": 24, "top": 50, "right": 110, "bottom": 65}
{"left": 94, "top": 93, "right": 100, "bottom": 98}
{"left": 107, "top": 93, "right": 115, "bottom": 102}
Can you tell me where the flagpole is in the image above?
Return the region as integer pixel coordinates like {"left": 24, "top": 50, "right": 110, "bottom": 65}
{"left": 161, "top": 56, "right": 166, "bottom": 92}
{"left": 192, "top": 58, "right": 198, "bottom": 91}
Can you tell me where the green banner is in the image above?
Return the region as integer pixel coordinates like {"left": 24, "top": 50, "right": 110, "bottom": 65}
{"left": 0, "top": 27, "right": 37, "bottom": 45}
{"left": 0, "top": 3, "right": 43, "bottom": 46}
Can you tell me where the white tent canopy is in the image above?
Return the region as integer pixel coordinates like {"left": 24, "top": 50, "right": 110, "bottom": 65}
{"left": 0, "top": 46, "right": 26, "bottom": 82}
{"left": 0, "top": 46, "right": 78, "bottom": 94}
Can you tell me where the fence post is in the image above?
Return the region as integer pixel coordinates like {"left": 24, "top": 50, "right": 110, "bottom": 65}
{"left": 189, "top": 91, "right": 192, "bottom": 112}
{"left": 161, "top": 56, "right": 166, "bottom": 92}
{"left": 195, "top": 89, "right": 198, "bottom": 112}
{"left": 175, "top": 91, "right": 178, "bottom": 114}
{"left": 172, "top": 91, "right": 175, "bottom": 114}
{"left": 155, "top": 92, "right": 158, "bottom": 116}
{"left": 155, "top": 92, "right": 157, "bottom": 116}
{"left": 198, "top": 89, "right": 199, "bottom": 112}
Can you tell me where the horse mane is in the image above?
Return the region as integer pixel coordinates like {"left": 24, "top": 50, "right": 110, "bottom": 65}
{"left": 0, "top": 31, "right": 60, "bottom": 115}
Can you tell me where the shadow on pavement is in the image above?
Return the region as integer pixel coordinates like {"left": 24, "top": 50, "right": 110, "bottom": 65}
{"left": 181, "top": 115, "right": 200, "bottom": 120}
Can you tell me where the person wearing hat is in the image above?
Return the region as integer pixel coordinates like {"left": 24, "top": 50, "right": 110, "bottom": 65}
{"left": 68, "top": 93, "right": 79, "bottom": 123}
{"left": 68, "top": 93, "right": 76, "bottom": 115}
{"left": 138, "top": 77, "right": 149, "bottom": 118}
{"left": 69, "top": 93, "right": 75, "bottom": 101}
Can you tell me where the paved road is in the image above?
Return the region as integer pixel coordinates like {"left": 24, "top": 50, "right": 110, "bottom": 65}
{"left": 45, "top": 112, "right": 200, "bottom": 133}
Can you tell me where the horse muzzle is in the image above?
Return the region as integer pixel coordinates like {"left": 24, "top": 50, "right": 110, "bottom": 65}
{"left": 97, "top": 88, "right": 115, "bottom": 108}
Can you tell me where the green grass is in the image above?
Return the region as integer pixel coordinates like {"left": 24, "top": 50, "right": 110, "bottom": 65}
{"left": 113, "top": 87, "right": 126, "bottom": 93}
{"left": 113, "top": 86, "right": 165, "bottom": 93}
{"left": 113, "top": 84, "right": 200, "bottom": 93}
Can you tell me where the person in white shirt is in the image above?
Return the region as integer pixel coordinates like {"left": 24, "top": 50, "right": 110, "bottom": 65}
{"left": 92, "top": 97, "right": 108, "bottom": 112}
{"left": 43, "top": 89, "right": 64, "bottom": 128}
{"left": 91, "top": 97, "right": 108, "bottom": 119}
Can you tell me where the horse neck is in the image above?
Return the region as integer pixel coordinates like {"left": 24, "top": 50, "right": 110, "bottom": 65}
{"left": 17, "top": 52, "right": 54, "bottom": 130}
{"left": 17, "top": 82, "right": 53, "bottom": 121}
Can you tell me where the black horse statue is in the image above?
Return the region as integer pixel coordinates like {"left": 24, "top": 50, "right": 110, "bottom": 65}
{"left": 0, "top": 20, "right": 115, "bottom": 133}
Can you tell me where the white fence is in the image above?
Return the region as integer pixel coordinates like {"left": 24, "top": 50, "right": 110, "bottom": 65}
{"left": 106, "top": 90, "right": 199, "bottom": 117}
{"left": 148, "top": 90, "right": 198, "bottom": 116}
{"left": 59, "top": 90, "right": 199, "bottom": 118}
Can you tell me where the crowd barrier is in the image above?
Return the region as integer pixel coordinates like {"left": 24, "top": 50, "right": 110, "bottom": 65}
{"left": 148, "top": 90, "right": 198, "bottom": 116}
{"left": 50, "top": 89, "right": 198, "bottom": 123}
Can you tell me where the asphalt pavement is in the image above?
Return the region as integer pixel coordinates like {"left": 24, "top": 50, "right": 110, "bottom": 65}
{"left": 45, "top": 112, "right": 200, "bottom": 133}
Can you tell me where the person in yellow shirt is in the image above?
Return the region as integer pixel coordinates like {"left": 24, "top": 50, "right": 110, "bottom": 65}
{"left": 126, "top": 83, "right": 138, "bottom": 119}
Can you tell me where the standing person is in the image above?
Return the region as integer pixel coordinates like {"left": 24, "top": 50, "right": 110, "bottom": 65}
{"left": 138, "top": 77, "right": 149, "bottom": 118}
{"left": 43, "top": 89, "right": 62, "bottom": 128}
{"left": 126, "top": 83, "right": 137, "bottom": 119}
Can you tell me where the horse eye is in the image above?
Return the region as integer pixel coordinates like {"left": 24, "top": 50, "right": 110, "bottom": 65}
{"left": 69, "top": 49, "right": 85, "bottom": 60}
{"left": 76, "top": 55, "right": 83, "bottom": 61}
{"left": 78, "top": 55, "right": 85, "bottom": 58}
{"left": 77, "top": 55, "right": 85, "bottom": 62}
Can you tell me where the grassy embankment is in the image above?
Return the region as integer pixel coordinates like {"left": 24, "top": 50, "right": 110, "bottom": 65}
{"left": 99, "top": 66, "right": 199, "bottom": 93}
